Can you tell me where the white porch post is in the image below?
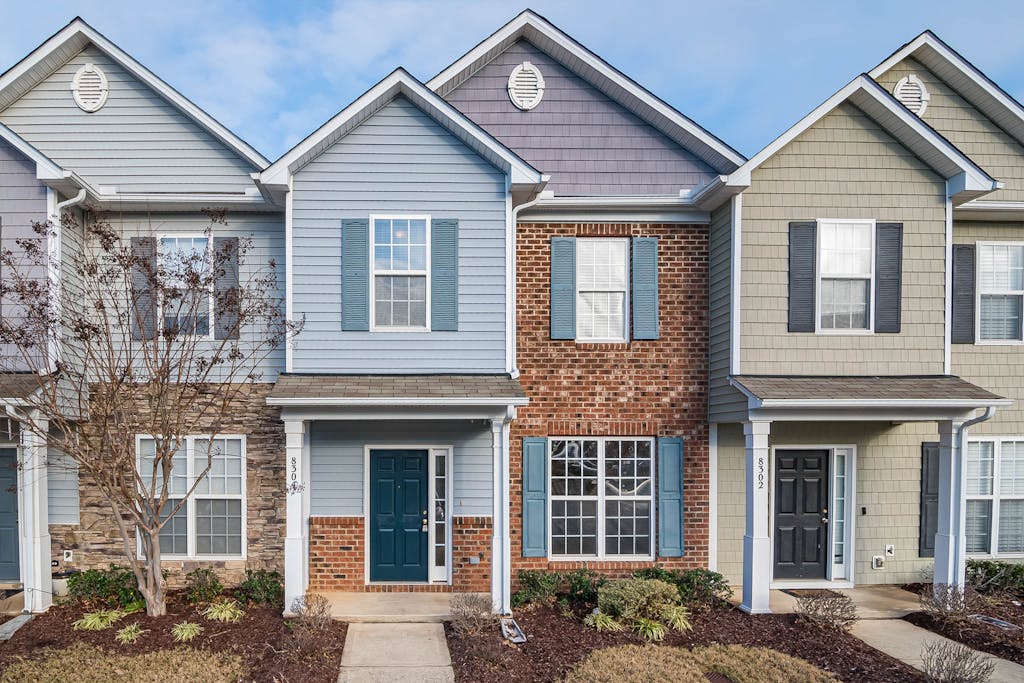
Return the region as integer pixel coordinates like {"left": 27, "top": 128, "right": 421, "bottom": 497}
{"left": 490, "top": 417, "right": 511, "bottom": 614}
{"left": 283, "top": 419, "right": 309, "bottom": 614}
{"left": 19, "top": 415, "right": 51, "bottom": 613}
{"left": 741, "top": 420, "right": 771, "bottom": 614}
{"left": 934, "top": 419, "right": 967, "bottom": 591}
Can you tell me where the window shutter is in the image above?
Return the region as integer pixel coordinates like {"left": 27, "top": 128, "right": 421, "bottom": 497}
{"left": 341, "top": 218, "right": 370, "bottom": 332}
{"left": 213, "top": 236, "right": 240, "bottom": 340}
{"left": 952, "top": 244, "right": 976, "bottom": 344}
{"left": 788, "top": 222, "right": 817, "bottom": 332}
{"left": 631, "top": 237, "right": 659, "bottom": 340}
{"left": 130, "top": 237, "right": 157, "bottom": 340}
{"left": 430, "top": 218, "right": 458, "bottom": 331}
{"left": 657, "top": 437, "right": 684, "bottom": 557}
{"left": 874, "top": 223, "right": 903, "bottom": 333}
{"left": 919, "top": 442, "right": 940, "bottom": 558}
{"left": 550, "top": 237, "right": 576, "bottom": 339}
{"left": 521, "top": 437, "right": 548, "bottom": 557}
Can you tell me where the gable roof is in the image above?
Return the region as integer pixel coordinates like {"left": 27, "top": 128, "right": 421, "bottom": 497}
{"left": 0, "top": 17, "right": 268, "bottom": 170}
{"left": 716, "top": 74, "right": 999, "bottom": 206}
{"left": 426, "top": 9, "right": 745, "bottom": 175}
{"left": 870, "top": 30, "right": 1024, "bottom": 150}
{"left": 260, "top": 68, "right": 545, "bottom": 193}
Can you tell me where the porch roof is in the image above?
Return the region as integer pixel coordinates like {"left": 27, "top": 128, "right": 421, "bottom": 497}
{"left": 0, "top": 373, "right": 44, "bottom": 402}
{"left": 267, "top": 373, "right": 528, "bottom": 406}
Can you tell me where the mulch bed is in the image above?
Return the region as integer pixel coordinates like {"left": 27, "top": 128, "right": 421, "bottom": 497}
{"left": 447, "top": 602, "right": 924, "bottom": 683}
{"left": 0, "top": 594, "right": 347, "bottom": 682}
{"left": 902, "top": 582, "right": 1024, "bottom": 665}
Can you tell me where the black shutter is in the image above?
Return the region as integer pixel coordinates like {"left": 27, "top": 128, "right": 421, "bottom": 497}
{"left": 951, "top": 244, "right": 976, "bottom": 344}
{"left": 130, "top": 237, "right": 158, "bottom": 340}
{"left": 874, "top": 223, "right": 903, "bottom": 333}
{"left": 919, "top": 442, "right": 940, "bottom": 558}
{"left": 213, "top": 237, "right": 240, "bottom": 340}
{"left": 788, "top": 222, "right": 817, "bottom": 332}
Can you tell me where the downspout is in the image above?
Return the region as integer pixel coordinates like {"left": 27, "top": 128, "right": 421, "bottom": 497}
{"left": 508, "top": 193, "right": 544, "bottom": 380}
{"left": 44, "top": 189, "right": 87, "bottom": 375}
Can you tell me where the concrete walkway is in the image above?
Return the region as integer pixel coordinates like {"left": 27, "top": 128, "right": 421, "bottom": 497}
{"left": 338, "top": 622, "right": 454, "bottom": 682}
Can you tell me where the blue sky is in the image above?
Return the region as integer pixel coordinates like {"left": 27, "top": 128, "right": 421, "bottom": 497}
{"left": 3, "top": 0, "right": 1024, "bottom": 161}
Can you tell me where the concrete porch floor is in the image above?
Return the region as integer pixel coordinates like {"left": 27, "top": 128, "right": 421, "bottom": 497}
{"left": 727, "top": 584, "right": 921, "bottom": 618}
{"left": 323, "top": 592, "right": 489, "bottom": 622}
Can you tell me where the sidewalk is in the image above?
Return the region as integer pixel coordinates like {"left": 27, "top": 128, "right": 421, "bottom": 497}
{"left": 337, "top": 622, "right": 455, "bottom": 682}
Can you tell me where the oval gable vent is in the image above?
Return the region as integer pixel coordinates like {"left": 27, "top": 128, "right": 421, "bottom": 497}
{"left": 893, "top": 74, "right": 930, "bottom": 116}
{"left": 71, "top": 63, "right": 109, "bottom": 113}
{"left": 508, "top": 62, "right": 545, "bottom": 111}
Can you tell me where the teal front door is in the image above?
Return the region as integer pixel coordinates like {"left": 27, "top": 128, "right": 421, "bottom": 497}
{"left": 0, "top": 449, "right": 19, "bottom": 581}
{"left": 369, "top": 450, "right": 428, "bottom": 582}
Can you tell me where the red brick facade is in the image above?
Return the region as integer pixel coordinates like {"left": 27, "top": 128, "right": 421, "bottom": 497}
{"left": 510, "top": 222, "right": 710, "bottom": 581}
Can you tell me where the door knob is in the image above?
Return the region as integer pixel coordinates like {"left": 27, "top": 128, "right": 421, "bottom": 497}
{"left": 821, "top": 517, "right": 829, "bottom": 524}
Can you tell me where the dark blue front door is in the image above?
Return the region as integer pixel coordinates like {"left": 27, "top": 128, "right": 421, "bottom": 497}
{"left": 0, "top": 449, "right": 19, "bottom": 581}
{"left": 369, "top": 450, "right": 428, "bottom": 582}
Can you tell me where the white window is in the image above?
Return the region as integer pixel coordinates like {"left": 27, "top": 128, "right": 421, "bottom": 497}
{"left": 371, "top": 216, "right": 429, "bottom": 330}
{"left": 576, "top": 238, "right": 629, "bottom": 342}
{"left": 159, "top": 236, "right": 212, "bottom": 337}
{"left": 549, "top": 437, "right": 654, "bottom": 559}
{"left": 966, "top": 439, "right": 1024, "bottom": 556}
{"left": 978, "top": 243, "right": 1024, "bottom": 341}
{"left": 817, "top": 220, "right": 874, "bottom": 332}
{"left": 138, "top": 435, "right": 245, "bottom": 558}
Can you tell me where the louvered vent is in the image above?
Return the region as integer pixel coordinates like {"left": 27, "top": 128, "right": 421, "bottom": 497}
{"left": 71, "top": 63, "right": 109, "bottom": 112}
{"left": 893, "top": 74, "right": 930, "bottom": 116}
{"left": 507, "top": 62, "right": 545, "bottom": 111}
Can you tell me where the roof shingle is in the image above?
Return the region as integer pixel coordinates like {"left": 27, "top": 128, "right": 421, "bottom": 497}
{"left": 732, "top": 375, "right": 1006, "bottom": 403}
{"left": 268, "top": 374, "right": 527, "bottom": 402}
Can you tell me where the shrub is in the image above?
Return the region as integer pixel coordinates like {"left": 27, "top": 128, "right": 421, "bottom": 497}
{"left": 583, "top": 610, "right": 623, "bottom": 632}
{"left": 631, "top": 566, "right": 732, "bottom": 609}
{"left": 598, "top": 578, "right": 681, "bottom": 623}
{"left": 235, "top": 568, "right": 284, "bottom": 607}
{"left": 114, "top": 623, "right": 148, "bottom": 645}
{"left": 921, "top": 583, "right": 979, "bottom": 623}
{"left": 290, "top": 592, "right": 333, "bottom": 632}
{"left": 511, "top": 570, "right": 561, "bottom": 607}
{"left": 171, "top": 621, "right": 204, "bottom": 643}
{"left": 966, "top": 559, "right": 1024, "bottom": 597}
{"left": 563, "top": 568, "right": 605, "bottom": 604}
{"left": 202, "top": 599, "right": 244, "bottom": 624}
{"left": 449, "top": 593, "right": 494, "bottom": 637}
{"left": 921, "top": 640, "right": 995, "bottom": 683}
{"left": 66, "top": 567, "right": 142, "bottom": 609}
{"left": 795, "top": 593, "right": 859, "bottom": 632}
{"left": 632, "top": 617, "right": 666, "bottom": 642}
{"left": 691, "top": 644, "right": 838, "bottom": 683}
{"left": 72, "top": 609, "right": 125, "bottom": 631}
{"left": 184, "top": 568, "right": 223, "bottom": 605}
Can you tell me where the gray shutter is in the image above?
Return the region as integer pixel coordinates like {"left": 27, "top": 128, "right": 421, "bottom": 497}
{"left": 657, "top": 437, "right": 684, "bottom": 557}
{"left": 213, "top": 237, "right": 239, "bottom": 340}
{"left": 550, "top": 237, "right": 576, "bottom": 339}
{"left": 341, "top": 218, "right": 370, "bottom": 332}
{"left": 920, "top": 442, "right": 940, "bottom": 558}
{"left": 874, "top": 223, "right": 903, "bottom": 333}
{"left": 430, "top": 219, "right": 458, "bottom": 331}
{"left": 788, "top": 222, "right": 816, "bottom": 332}
{"left": 130, "top": 237, "right": 157, "bottom": 340}
{"left": 952, "top": 244, "right": 976, "bottom": 344}
{"left": 521, "top": 437, "right": 548, "bottom": 557}
{"left": 631, "top": 237, "right": 659, "bottom": 340}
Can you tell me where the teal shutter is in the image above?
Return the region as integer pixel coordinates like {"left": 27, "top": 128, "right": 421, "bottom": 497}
{"left": 213, "top": 236, "right": 240, "bottom": 340}
{"left": 430, "top": 218, "right": 458, "bottom": 331}
{"left": 550, "top": 237, "right": 576, "bottom": 339}
{"left": 341, "top": 218, "right": 369, "bottom": 331}
{"left": 657, "top": 437, "right": 684, "bottom": 557}
{"left": 522, "top": 437, "right": 548, "bottom": 557}
{"left": 632, "top": 237, "right": 659, "bottom": 340}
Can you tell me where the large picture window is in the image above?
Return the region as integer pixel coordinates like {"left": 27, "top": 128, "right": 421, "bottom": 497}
{"left": 159, "top": 236, "right": 212, "bottom": 337}
{"left": 978, "top": 243, "right": 1024, "bottom": 341}
{"left": 576, "top": 239, "right": 629, "bottom": 342}
{"left": 967, "top": 438, "right": 1024, "bottom": 556}
{"left": 549, "top": 437, "right": 654, "bottom": 559}
{"left": 817, "top": 220, "right": 873, "bottom": 331}
{"left": 138, "top": 435, "right": 246, "bottom": 558}
{"left": 372, "top": 216, "right": 429, "bottom": 330}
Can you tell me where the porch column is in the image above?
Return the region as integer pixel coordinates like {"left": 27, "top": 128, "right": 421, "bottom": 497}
{"left": 283, "top": 419, "right": 309, "bottom": 614}
{"left": 934, "top": 419, "right": 967, "bottom": 591}
{"left": 741, "top": 420, "right": 771, "bottom": 614}
{"left": 19, "top": 415, "right": 51, "bottom": 613}
{"left": 490, "top": 417, "right": 511, "bottom": 614}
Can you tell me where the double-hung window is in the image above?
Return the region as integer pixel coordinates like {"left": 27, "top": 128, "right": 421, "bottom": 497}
{"left": 549, "top": 437, "right": 654, "bottom": 559}
{"left": 576, "top": 238, "right": 629, "bottom": 342}
{"left": 160, "top": 236, "right": 212, "bottom": 336}
{"left": 138, "top": 435, "right": 245, "bottom": 558}
{"left": 817, "top": 220, "right": 874, "bottom": 331}
{"left": 372, "top": 216, "right": 429, "bottom": 330}
{"left": 966, "top": 438, "right": 1024, "bottom": 556}
{"left": 978, "top": 243, "right": 1024, "bottom": 341}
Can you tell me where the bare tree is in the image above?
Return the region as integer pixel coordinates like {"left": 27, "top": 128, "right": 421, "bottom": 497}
{"left": 0, "top": 209, "right": 298, "bottom": 616}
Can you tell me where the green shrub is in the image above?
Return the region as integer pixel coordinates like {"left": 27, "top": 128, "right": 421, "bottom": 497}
{"left": 632, "top": 566, "right": 732, "bottom": 608}
{"left": 563, "top": 568, "right": 605, "bottom": 604}
{"left": 184, "top": 568, "right": 223, "bottom": 605}
{"left": 114, "top": 623, "right": 148, "bottom": 645}
{"left": 966, "top": 559, "right": 1024, "bottom": 597}
{"left": 171, "top": 621, "right": 204, "bottom": 643}
{"left": 632, "top": 617, "right": 667, "bottom": 642}
{"left": 598, "top": 577, "right": 681, "bottom": 623}
{"left": 202, "top": 599, "right": 244, "bottom": 623}
{"left": 66, "top": 567, "right": 142, "bottom": 608}
{"left": 583, "top": 610, "right": 623, "bottom": 632}
{"left": 235, "top": 569, "right": 284, "bottom": 607}
{"left": 511, "top": 570, "right": 561, "bottom": 607}
{"left": 72, "top": 609, "right": 125, "bottom": 631}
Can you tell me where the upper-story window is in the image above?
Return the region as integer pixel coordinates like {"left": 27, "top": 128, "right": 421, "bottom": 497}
{"left": 978, "top": 243, "right": 1024, "bottom": 341}
{"left": 160, "top": 236, "right": 212, "bottom": 337}
{"left": 817, "top": 220, "right": 874, "bottom": 332}
{"left": 372, "top": 216, "right": 429, "bottom": 330}
{"left": 576, "top": 238, "right": 629, "bottom": 342}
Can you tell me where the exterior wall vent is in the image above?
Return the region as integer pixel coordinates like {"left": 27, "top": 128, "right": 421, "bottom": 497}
{"left": 71, "top": 63, "right": 109, "bottom": 112}
{"left": 893, "top": 74, "right": 930, "bottom": 116}
{"left": 508, "top": 61, "right": 545, "bottom": 111}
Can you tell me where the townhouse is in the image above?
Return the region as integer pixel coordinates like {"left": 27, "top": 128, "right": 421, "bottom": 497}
{"left": 0, "top": 10, "right": 1020, "bottom": 616}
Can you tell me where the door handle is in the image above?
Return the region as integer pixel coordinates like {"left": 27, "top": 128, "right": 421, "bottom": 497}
{"left": 422, "top": 519, "right": 429, "bottom": 532}
{"left": 821, "top": 517, "right": 829, "bottom": 524}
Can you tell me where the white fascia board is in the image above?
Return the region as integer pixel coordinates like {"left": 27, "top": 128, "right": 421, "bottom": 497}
{"left": 692, "top": 175, "right": 746, "bottom": 210}
{"left": 425, "top": 10, "right": 745, "bottom": 174}
{"left": 0, "top": 19, "right": 268, "bottom": 169}
{"left": 518, "top": 195, "right": 710, "bottom": 224}
{"left": 757, "top": 398, "right": 1012, "bottom": 409}
{"left": 267, "top": 396, "right": 529, "bottom": 407}
{"left": 954, "top": 200, "right": 1024, "bottom": 221}
{"left": 0, "top": 121, "right": 63, "bottom": 179}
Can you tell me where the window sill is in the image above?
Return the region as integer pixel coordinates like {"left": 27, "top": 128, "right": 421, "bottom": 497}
{"left": 974, "top": 339, "right": 1024, "bottom": 346}
{"left": 575, "top": 338, "right": 629, "bottom": 344}
{"left": 548, "top": 555, "right": 656, "bottom": 563}
{"left": 966, "top": 553, "right": 1024, "bottom": 560}
{"left": 370, "top": 327, "right": 431, "bottom": 333}
{"left": 160, "top": 554, "right": 246, "bottom": 562}
{"left": 813, "top": 329, "right": 874, "bottom": 336}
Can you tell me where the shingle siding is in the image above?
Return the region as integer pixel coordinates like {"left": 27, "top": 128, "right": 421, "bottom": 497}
{"left": 708, "top": 200, "right": 746, "bottom": 421}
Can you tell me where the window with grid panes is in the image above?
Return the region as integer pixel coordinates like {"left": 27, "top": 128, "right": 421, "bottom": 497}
{"left": 978, "top": 244, "right": 1024, "bottom": 341}
{"left": 576, "top": 239, "right": 628, "bottom": 342}
{"left": 372, "top": 217, "right": 428, "bottom": 329}
{"left": 818, "top": 220, "right": 873, "bottom": 330}
{"left": 966, "top": 439, "right": 1024, "bottom": 555}
{"left": 159, "top": 236, "right": 212, "bottom": 336}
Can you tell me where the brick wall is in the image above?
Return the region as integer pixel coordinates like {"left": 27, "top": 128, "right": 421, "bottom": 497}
{"left": 510, "top": 222, "right": 710, "bottom": 581}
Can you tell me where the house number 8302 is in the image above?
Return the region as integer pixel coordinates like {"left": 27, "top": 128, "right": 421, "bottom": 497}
{"left": 757, "top": 457, "right": 765, "bottom": 489}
